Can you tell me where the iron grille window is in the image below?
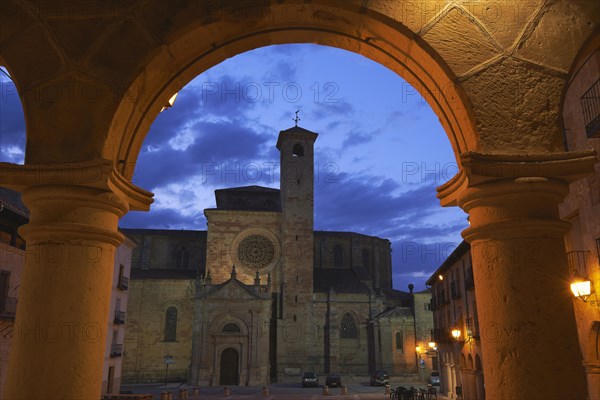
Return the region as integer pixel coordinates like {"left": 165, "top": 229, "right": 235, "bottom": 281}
{"left": 581, "top": 79, "right": 600, "bottom": 138}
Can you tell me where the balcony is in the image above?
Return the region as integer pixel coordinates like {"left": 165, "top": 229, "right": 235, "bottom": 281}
{"left": 581, "top": 79, "right": 600, "bottom": 138}
{"left": 114, "top": 310, "right": 126, "bottom": 324}
{"left": 110, "top": 343, "right": 123, "bottom": 358}
{"left": 439, "top": 290, "right": 449, "bottom": 305}
{"left": 118, "top": 275, "right": 129, "bottom": 290}
{"left": 0, "top": 297, "right": 17, "bottom": 319}
{"left": 567, "top": 250, "right": 590, "bottom": 277}
{"left": 465, "top": 267, "right": 474, "bottom": 290}
{"left": 451, "top": 281, "right": 461, "bottom": 299}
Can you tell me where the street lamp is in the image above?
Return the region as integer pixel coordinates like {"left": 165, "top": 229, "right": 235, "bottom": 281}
{"left": 164, "top": 355, "right": 174, "bottom": 387}
{"left": 571, "top": 278, "right": 592, "bottom": 302}
{"left": 451, "top": 328, "right": 461, "bottom": 341}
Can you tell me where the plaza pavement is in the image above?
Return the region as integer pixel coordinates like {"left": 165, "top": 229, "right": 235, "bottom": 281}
{"left": 119, "top": 382, "right": 451, "bottom": 400}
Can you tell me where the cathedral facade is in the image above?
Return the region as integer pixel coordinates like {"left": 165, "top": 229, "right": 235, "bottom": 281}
{"left": 122, "top": 126, "right": 434, "bottom": 385}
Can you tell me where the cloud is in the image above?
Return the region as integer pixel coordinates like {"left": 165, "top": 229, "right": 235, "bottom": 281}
{"left": 341, "top": 130, "right": 378, "bottom": 148}
{"left": 132, "top": 119, "right": 275, "bottom": 189}
{"left": 0, "top": 80, "right": 26, "bottom": 164}
{"left": 394, "top": 270, "right": 435, "bottom": 279}
{"left": 120, "top": 207, "right": 207, "bottom": 230}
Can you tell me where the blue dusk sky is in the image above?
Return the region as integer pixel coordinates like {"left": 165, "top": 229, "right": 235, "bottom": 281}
{"left": 0, "top": 44, "right": 467, "bottom": 291}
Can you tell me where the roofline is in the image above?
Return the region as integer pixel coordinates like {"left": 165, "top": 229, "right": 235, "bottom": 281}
{"left": 426, "top": 241, "right": 471, "bottom": 286}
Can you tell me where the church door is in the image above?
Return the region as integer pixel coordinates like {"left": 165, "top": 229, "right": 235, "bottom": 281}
{"left": 219, "top": 348, "right": 239, "bottom": 385}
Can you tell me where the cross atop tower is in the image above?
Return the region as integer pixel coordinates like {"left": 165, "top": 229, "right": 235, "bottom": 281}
{"left": 293, "top": 110, "right": 300, "bottom": 127}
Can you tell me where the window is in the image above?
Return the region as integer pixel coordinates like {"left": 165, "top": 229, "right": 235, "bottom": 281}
{"left": 396, "top": 331, "right": 403, "bottom": 350}
{"left": 222, "top": 323, "right": 241, "bottom": 333}
{"left": 164, "top": 306, "right": 178, "bottom": 341}
{"left": 292, "top": 143, "right": 304, "bottom": 156}
{"left": 175, "top": 246, "right": 189, "bottom": 269}
{"left": 333, "top": 245, "right": 344, "bottom": 268}
{"left": 362, "top": 249, "right": 370, "bottom": 270}
{"left": 580, "top": 78, "right": 600, "bottom": 138}
{"left": 425, "top": 302, "right": 432, "bottom": 311}
{"left": 340, "top": 313, "right": 358, "bottom": 339}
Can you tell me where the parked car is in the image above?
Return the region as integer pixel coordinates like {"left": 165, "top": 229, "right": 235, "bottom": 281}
{"left": 429, "top": 370, "right": 440, "bottom": 386}
{"left": 302, "top": 372, "right": 319, "bottom": 387}
{"left": 325, "top": 373, "right": 342, "bottom": 387}
{"left": 370, "top": 370, "right": 389, "bottom": 386}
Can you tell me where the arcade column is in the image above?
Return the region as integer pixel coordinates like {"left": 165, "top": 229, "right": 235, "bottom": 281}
{"left": 1, "top": 160, "right": 152, "bottom": 399}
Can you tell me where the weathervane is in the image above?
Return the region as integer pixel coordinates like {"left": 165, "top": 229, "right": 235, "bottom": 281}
{"left": 293, "top": 110, "right": 300, "bottom": 127}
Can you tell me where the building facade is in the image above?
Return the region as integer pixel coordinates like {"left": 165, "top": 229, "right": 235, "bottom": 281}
{"left": 559, "top": 33, "right": 600, "bottom": 400}
{"left": 427, "top": 242, "right": 484, "bottom": 400}
{"left": 122, "top": 126, "right": 434, "bottom": 385}
{"left": 0, "top": 189, "right": 27, "bottom": 396}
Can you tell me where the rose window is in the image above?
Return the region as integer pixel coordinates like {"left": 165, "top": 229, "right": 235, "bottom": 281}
{"left": 237, "top": 234, "right": 275, "bottom": 269}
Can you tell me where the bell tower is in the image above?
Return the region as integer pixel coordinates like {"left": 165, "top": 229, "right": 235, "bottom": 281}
{"left": 276, "top": 124, "right": 318, "bottom": 371}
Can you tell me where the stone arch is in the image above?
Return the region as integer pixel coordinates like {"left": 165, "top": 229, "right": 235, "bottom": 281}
{"left": 468, "top": 353, "right": 474, "bottom": 370}
{"left": 101, "top": 3, "right": 486, "bottom": 175}
{"left": 209, "top": 313, "right": 250, "bottom": 337}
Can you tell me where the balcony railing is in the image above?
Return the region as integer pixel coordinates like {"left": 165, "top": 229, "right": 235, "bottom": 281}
{"left": 581, "top": 79, "right": 600, "bottom": 138}
{"left": 110, "top": 343, "right": 123, "bottom": 358}
{"left": 567, "top": 250, "right": 590, "bottom": 277}
{"left": 114, "top": 310, "right": 126, "bottom": 324}
{"left": 0, "top": 297, "right": 17, "bottom": 319}
{"left": 118, "top": 275, "right": 129, "bottom": 290}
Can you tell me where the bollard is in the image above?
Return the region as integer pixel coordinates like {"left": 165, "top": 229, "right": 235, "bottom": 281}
{"left": 262, "top": 386, "right": 269, "bottom": 397}
{"left": 385, "top": 385, "right": 391, "bottom": 395}
{"left": 224, "top": 387, "right": 230, "bottom": 397}
{"left": 341, "top": 385, "right": 348, "bottom": 395}
{"left": 179, "top": 388, "right": 188, "bottom": 399}
{"left": 322, "top": 385, "right": 330, "bottom": 396}
{"left": 192, "top": 387, "right": 199, "bottom": 397}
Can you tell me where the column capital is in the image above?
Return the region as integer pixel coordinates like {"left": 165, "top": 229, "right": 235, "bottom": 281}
{"left": 437, "top": 150, "right": 597, "bottom": 206}
{"left": 437, "top": 150, "right": 597, "bottom": 241}
{"left": 0, "top": 158, "right": 153, "bottom": 212}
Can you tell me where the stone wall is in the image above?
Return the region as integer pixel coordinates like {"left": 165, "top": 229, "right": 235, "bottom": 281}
{"left": 122, "top": 278, "right": 195, "bottom": 383}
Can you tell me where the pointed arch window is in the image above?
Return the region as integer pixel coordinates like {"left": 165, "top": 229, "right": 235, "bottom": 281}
{"left": 333, "top": 245, "right": 344, "bottom": 268}
{"left": 176, "top": 246, "right": 189, "bottom": 269}
{"left": 396, "top": 331, "right": 403, "bottom": 350}
{"left": 164, "top": 306, "right": 178, "bottom": 342}
{"left": 340, "top": 313, "right": 358, "bottom": 339}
